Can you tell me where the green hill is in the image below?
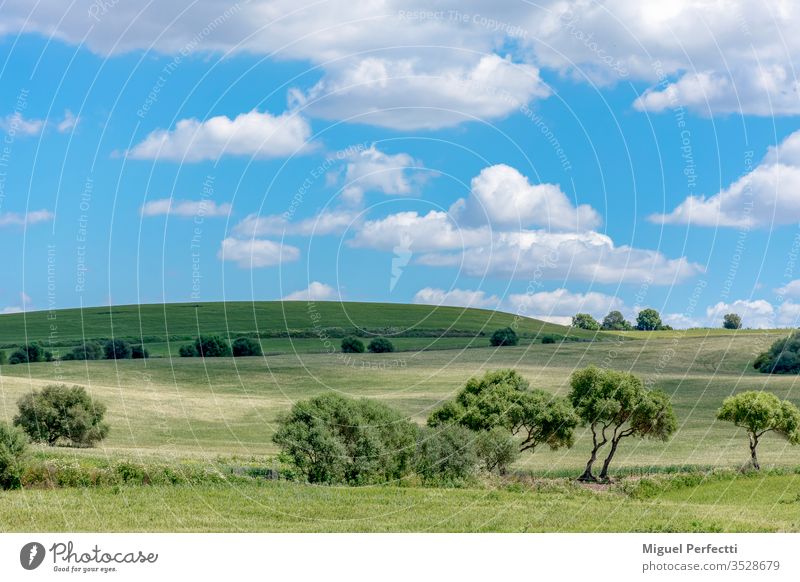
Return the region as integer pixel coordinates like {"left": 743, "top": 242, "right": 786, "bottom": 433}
{"left": 0, "top": 301, "right": 598, "bottom": 350}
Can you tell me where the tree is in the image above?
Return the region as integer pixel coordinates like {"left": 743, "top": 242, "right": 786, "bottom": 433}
{"left": 62, "top": 341, "right": 103, "bottom": 361}
{"left": 367, "top": 338, "right": 395, "bottom": 353}
{"left": 0, "top": 350, "right": 6, "bottom": 366}
{"left": 569, "top": 366, "right": 676, "bottom": 481}
{"left": 179, "top": 344, "right": 198, "bottom": 357}
{"left": 722, "top": 313, "right": 742, "bottom": 330}
{"left": 428, "top": 369, "right": 577, "bottom": 455}
{"left": 104, "top": 339, "right": 132, "bottom": 360}
{"left": 414, "top": 424, "right": 478, "bottom": 483}
{"left": 601, "top": 310, "right": 632, "bottom": 331}
{"left": 489, "top": 327, "right": 519, "bottom": 347}
{"left": 273, "top": 393, "right": 417, "bottom": 484}
{"left": 14, "top": 384, "right": 110, "bottom": 447}
{"left": 232, "top": 337, "right": 263, "bottom": 357}
{"left": 753, "top": 331, "right": 800, "bottom": 374}
{"left": 572, "top": 313, "right": 600, "bottom": 330}
{"left": 8, "top": 343, "right": 52, "bottom": 365}
{"left": 717, "top": 391, "right": 800, "bottom": 470}
{"left": 0, "top": 422, "right": 27, "bottom": 490}
{"left": 181, "top": 335, "right": 232, "bottom": 358}
{"left": 475, "top": 427, "right": 519, "bottom": 474}
{"left": 341, "top": 336, "right": 365, "bottom": 353}
{"left": 131, "top": 344, "right": 149, "bottom": 359}
{"left": 636, "top": 308, "right": 663, "bottom": 331}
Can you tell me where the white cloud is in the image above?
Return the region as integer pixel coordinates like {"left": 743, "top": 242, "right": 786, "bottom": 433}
{"left": 56, "top": 110, "right": 78, "bottom": 132}
{"left": 453, "top": 164, "right": 600, "bottom": 231}
{"left": 652, "top": 130, "right": 800, "bottom": 227}
{"left": 413, "top": 287, "right": 500, "bottom": 309}
{"left": 706, "top": 299, "right": 776, "bottom": 329}
{"left": 283, "top": 281, "right": 337, "bottom": 301}
{"left": 0, "top": 209, "right": 54, "bottom": 227}
{"left": 128, "top": 110, "right": 312, "bottom": 162}
{"left": 2, "top": 292, "right": 32, "bottom": 314}
{"left": 0, "top": 112, "right": 44, "bottom": 136}
{"left": 292, "top": 54, "right": 550, "bottom": 130}
{"left": 217, "top": 237, "right": 300, "bottom": 268}
{"left": 141, "top": 198, "right": 231, "bottom": 218}
{"left": 776, "top": 279, "right": 800, "bottom": 298}
{"left": 507, "top": 288, "right": 624, "bottom": 323}
{"left": 336, "top": 145, "right": 425, "bottom": 204}
{"left": 233, "top": 209, "right": 358, "bottom": 237}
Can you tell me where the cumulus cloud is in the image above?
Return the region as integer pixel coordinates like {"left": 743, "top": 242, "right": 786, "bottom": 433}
{"left": 217, "top": 237, "right": 300, "bottom": 268}
{"left": 233, "top": 209, "right": 358, "bottom": 237}
{"left": 141, "top": 198, "right": 231, "bottom": 218}
{"left": 453, "top": 164, "right": 600, "bottom": 231}
{"left": 128, "top": 110, "right": 312, "bottom": 162}
{"left": 506, "top": 288, "right": 625, "bottom": 323}
{"left": 336, "top": 145, "right": 425, "bottom": 203}
{"left": 776, "top": 279, "right": 800, "bottom": 298}
{"left": 413, "top": 287, "right": 500, "bottom": 309}
{"left": 0, "top": 110, "right": 78, "bottom": 136}
{"left": 706, "top": 299, "right": 777, "bottom": 329}
{"left": 652, "top": 130, "right": 800, "bottom": 227}
{"left": 0, "top": 209, "right": 54, "bottom": 227}
{"left": 283, "top": 281, "right": 337, "bottom": 301}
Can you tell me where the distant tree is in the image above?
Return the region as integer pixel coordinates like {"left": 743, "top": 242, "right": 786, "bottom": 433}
{"left": 569, "top": 366, "right": 676, "bottom": 481}
{"left": 367, "top": 338, "right": 395, "bottom": 353}
{"left": 182, "top": 335, "right": 232, "bottom": 358}
{"left": 131, "top": 344, "right": 149, "bottom": 359}
{"left": 753, "top": 331, "right": 800, "bottom": 374}
{"left": 572, "top": 313, "right": 600, "bottom": 330}
{"left": 541, "top": 335, "right": 557, "bottom": 344}
{"left": 232, "top": 337, "right": 263, "bottom": 357}
{"left": 0, "top": 422, "right": 27, "bottom": 490}
{"left": 8, "top": 343, "right": 53, "bottom": 365}
{"left": 489, "top": 327, "right": 519, "bottom": 347}
{"left": 428, "top": 369, "right": 577, "bottom": 455}
{"left": 62, "top": 341, "right": 104, "bottom": 361}
{"left": 14, "top": 384, "right": 109, "bottom": 447}
{"left": 636, "top": 308, "right": 663, "bottom": 331}
{"left": 414, "top": 424, "right": 478, "bottom": 483}
{"left": 601, "top": 310, "right": 632, "bottom": 331}
{"left": 178, "top": 344, "right": 198, "bottom": 358}
{"left": 723, "top": 313, "right": 743, "bottom": 330}
{"left": 717, "top": 391, "right": 800, "bottom": 470}
{"left": 341, "top": 336, "right": 365, "bottom": 354}
{"left": 104, "top": 339, "right": 132, "bottom": 360}
{"left": 475, "top": 427, "right": 519, "bottom": 475}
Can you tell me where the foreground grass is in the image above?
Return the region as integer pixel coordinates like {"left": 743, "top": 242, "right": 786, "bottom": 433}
{"left": 2, "top": 472, "right": 800, "bottom": 532}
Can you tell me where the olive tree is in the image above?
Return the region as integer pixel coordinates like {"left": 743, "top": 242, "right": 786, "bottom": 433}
{"left": 569, "top": 366, "right": 676, "bottom": 481}
{"left": 717, "top": 391, "right": 800, "bottom": 470}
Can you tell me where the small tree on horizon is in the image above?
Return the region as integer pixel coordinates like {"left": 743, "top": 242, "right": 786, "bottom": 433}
{"left": 723, "top": 313, "right": 743, "bottom": 330}
{"left": 601, "top": 310, "right": 632, "bottom": 331}
{"left": 572, "top": 313, "right": 600, "bottom": 330}
{"left": 717, "top": 391, "right": 800, "bottom": 470}
{"left": 636, "top": 308, "right": 663, "bottom": 331}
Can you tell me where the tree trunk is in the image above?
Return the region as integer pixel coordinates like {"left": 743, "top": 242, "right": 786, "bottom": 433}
{"left": 578, "top": 424, "right": 606, "bottom": 482}
{"left": 749, "top": 434, "right": 760, "bottom": 470}
{"left": 599, "top": 438, "right": 621, "bottom": 481}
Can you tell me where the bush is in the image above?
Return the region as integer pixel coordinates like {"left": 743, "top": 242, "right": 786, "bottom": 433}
{"left": 0, "top": 350, "right": 6, "bottom": 365}
{"left": 8, "top": 343, "right": 53, "bottom": 365}
{"left": 232, "top": 337, "right": 263, "bottom": 357}
{"left": 414, "top": 425, "right": 478, "bottom": 484}
{"left": 754, "top": 331, "right": 800, "bottom": 374}
{"left": 572, "top": 313, "right": 600, "bottom": 330}
{"left": 104, "top": 339, "right": 132, "bottom": 360}
{"left": 489, "top": 327, "right": 519, "bottom": 347}
{"left": 14, "top": 384, "right": 110, "bottom": 447}
{"left": 367, "top": 337, "right": 395, "bottom": 353}
{"left": 131, "top": 344, "right": 149, "bottom": 359}
{"left": 179, "top": 335, "right": 232, "bottom": 358}
{"left": 475, "top": 427, "right": 519, "bottom": 474}
{"left": 62, "top": 341, "right": 104, "bottom": 361}
{"left": 273, "top": 393, "right": 418, "bottom": 485}
{"left": 0, "top": 422, "right": 27, "bottom": 489}
{"left": 341, "top": 336, "right": 365, "bottom": 353}
{"left": 178, "top": 344, "right": 198, "bottom": 357}
{"left": 723, "top": 313, "right": 743, "bottom": 330}
{"left": 541, "top": 335, "right": 557, "bottom": 344}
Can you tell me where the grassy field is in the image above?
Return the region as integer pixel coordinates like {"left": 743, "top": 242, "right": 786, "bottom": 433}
{"left": 1, "top": 302, "right": 799, "bottom": 532}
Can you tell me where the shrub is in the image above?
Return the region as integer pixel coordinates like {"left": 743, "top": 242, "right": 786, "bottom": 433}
{"left": 195, "top": 335, "right": 232, "bottom": 357}
{"left": 723, "top": 313, "right": 742, "bottom": 330}
{"left": 0, "top": 422, "right": 27, "bottom": 489}
{"left": 178, "top": 344, "right": 198, "bottom": 357}
{"left": 232, "top": 337, "right": 263, "bottom": 357}
{"left": 489, "top": 327, "right": 519, "bottom": 347}
{"left": 601, "top": 310, "right": 632, "bottom": 331}
{"left": 14, "top": 384, "right": 110, "bottom": 447}
{"left": 341, "top": 336, "right": 365, "bottom": 353}
{"left": 62, "top": 341, "right": 104, "bottom": 361}
{"left": 414, "top": 425, "right": 478, "bottom": 484}
{"left": 636, "top": 308, "right": 663, "bottom": 331}
{"left": 104, "top": 339, "right": 132, "bottom": 360}
{"left": 475, "top": 427, "right": 519, "bottom": 474}
{"left": 572, "top": 313, "right": 600, "bottom": 330}
{"left": 367, "top": 337, "right": 395, "bottom": 353}
{"left": 753, "top": 331, "right": 800, "bottom": 374}
{"left": 0, "top": 350, "right": 6, "bottom": 365}
{"left": 8, "top": 343, "right": 53, "bottom": 365}
{"left": 131, "top": 344, "right": 149, "bottom": 359}
{"left": 273, "top": 393, "right": 417, "bottom": 484}
{"left": 541, "top": 335, "right": 557, "bottom": 344}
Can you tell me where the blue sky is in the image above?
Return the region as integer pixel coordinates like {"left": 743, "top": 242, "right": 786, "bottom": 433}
{"left": 2, "top": 1, "right": 800, "bottom": 328}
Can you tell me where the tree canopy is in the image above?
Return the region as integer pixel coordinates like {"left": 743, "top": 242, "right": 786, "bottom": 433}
{"left": 601, "top": 310, "right": 632, "bottom": 331}
{"left": 635, "top": 308, "right": 663, "bottom": 331}
{"left": 572, "top": 313, "right": 600, "bottom": 330}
